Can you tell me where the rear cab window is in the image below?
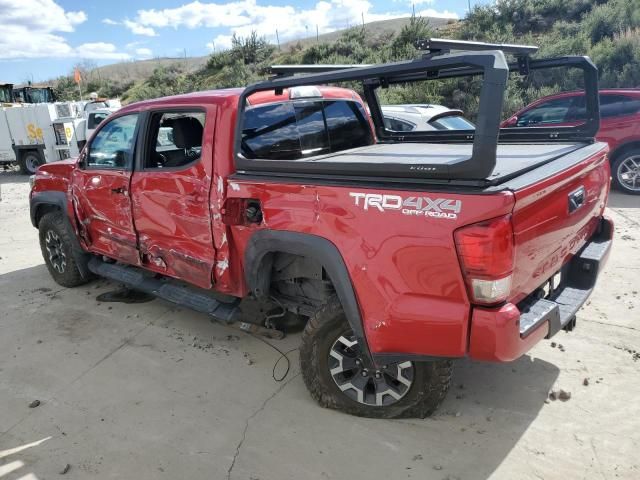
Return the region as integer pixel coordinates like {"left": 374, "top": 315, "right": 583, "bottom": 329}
{"left": 241, "top": 98, "right": 373, "bottom": 160}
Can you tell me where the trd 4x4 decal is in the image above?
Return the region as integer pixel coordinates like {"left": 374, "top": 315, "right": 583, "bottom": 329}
{"left": 349, "top": 192, "right": 462, "bottom": 219}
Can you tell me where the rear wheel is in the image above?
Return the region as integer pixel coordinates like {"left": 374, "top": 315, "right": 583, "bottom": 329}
{"left": 38, "top": 212, "right": 90, "bottom": 288}
{"left": 612, "top": 150, "right": 640, "bottom": 195}
{"left": 300, "top": 296, "right": 453, "bottom": 418}
{"left": 19, "top": 151, "right": 43, "bottom": 175}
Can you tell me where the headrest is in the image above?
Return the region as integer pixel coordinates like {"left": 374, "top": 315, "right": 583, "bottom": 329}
{"left": 164, "top": 117, "right": 203, "bottom": 149}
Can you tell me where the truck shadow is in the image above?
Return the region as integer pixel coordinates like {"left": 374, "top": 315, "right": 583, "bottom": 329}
{"left": 449, "top": 355, "right": 558, "bottom": 416}
{"left": 0, "top": 264, "right": 559, "bottom": 480}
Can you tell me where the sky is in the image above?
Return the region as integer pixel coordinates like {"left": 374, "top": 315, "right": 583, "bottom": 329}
{"left": 0, "top": 0, "right": 491, "bottom": 84}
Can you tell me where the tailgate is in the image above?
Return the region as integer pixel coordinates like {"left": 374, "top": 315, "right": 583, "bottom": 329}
{"left": 509, "top": 142, "right": 610, "bottom": 305}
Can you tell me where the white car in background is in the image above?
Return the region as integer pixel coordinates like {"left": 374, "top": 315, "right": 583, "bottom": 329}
{"left": 381, "top": 104, "right": 475, "bottom": 132}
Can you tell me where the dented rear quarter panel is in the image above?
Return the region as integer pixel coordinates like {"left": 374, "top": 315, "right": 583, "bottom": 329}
{"left": 226, "top": 181, "right": 514, "bottom": 357}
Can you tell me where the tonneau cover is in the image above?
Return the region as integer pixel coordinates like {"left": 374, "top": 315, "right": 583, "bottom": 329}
{"left": 297, "top": 142, "right": 586, "bottom": 184}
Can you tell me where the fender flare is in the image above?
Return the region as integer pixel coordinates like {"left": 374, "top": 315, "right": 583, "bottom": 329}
{"left": 30, "top": 191, "right": 67, "bottom": 228}
{"left": 30, "top": 191, "right": 92, "bottom": 279}
{"left": 609, "top": 140, "right": 640, "bottom": 163}
{"left": 244, "top": 230, "right": 370, "bottom": 360}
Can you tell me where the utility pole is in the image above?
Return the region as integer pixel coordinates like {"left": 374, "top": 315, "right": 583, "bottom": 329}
{"left": 361, "top": 12, "right": 365, "bottom": 29}
{"left": 468, "top": 0, "right": 472, "bottom": 13}
{"left": 316, "top": 24, "right": 319, "bottom": 43}
{"left": 276, "top": 29, "right": 280, "bottom": 50}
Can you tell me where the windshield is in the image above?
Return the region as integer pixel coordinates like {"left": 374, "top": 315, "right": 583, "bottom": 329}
{"left": 26, "top": 88, "right": 54, "bottom": 103}
{"left": 0, "top": 86, "right": 12, "bottom": 103}
{"left": 88, "top": 112, "right": 109, "bottom": 130}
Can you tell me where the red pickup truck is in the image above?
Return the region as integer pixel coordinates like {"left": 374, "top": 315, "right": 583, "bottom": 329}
{"left": 502, "top": 88, "right": 640, "bottom": 195}
{"left": 29, "top": 40, "right": 612, "bottom": 418}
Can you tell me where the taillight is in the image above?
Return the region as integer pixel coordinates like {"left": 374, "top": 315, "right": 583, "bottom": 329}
{"left": 454, "top": 214, "right": 515, "bottom": 305}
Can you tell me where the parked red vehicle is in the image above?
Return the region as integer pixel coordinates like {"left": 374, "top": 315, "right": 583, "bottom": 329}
{"left": 502, "top": 89, "right": 640, "bottom": 194}
{"left": 29, "top": 40, "right": 613, "bottom": 418}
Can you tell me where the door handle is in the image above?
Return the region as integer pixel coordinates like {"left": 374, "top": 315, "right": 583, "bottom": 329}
{"left": 568, "top": 186, "right": 585, "bottom": 213}
{"left": 111, "top": 187, "right": 126, "bottom": 194}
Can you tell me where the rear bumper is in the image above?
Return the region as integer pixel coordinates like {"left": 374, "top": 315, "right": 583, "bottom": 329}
{"left": 469, "top": 216, "right": 613, "bottom": 362}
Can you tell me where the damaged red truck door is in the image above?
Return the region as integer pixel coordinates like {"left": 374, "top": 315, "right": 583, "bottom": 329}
{"left": 71, "top": 113, "right": 140, "bottom": 266}
{"left": 129, "top": 106, "right": 218, "bottom": 289}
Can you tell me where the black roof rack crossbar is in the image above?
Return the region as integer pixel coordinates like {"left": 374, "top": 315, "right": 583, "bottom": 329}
{"left": 417, "top": 38, "right": 539, "bottom": 56}
{"left": 270, "top": 64, "right": 373, "bottom": 77}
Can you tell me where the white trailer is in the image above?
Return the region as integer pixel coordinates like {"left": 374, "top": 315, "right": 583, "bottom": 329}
{"left": 0, "top": 100, "right": 120, "bottom": 174}
{"left": 3, "top": 103, "right": 63, "bottom": 173}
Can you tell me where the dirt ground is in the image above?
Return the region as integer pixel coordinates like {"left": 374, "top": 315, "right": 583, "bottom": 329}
{"left": 0, "top": 169, "right": 638, "bottom": 480}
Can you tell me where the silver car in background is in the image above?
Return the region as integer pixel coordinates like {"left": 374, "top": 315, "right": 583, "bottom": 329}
{"left": 381, "top": 104, "right": 475, "bottom": 132}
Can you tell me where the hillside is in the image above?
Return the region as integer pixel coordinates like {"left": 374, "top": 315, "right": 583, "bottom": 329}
{"left": 64, "top": 16, "right": 454, "bottom": 87}
{"left": 92, "top": 56, "right": 208, "bottom": 84}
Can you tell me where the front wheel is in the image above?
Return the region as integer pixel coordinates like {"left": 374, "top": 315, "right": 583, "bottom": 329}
{"left": 300, "top": 296, "right": 453, "bottom": 418}
{"left": 612, "top": 150, "right": 640, "bottom": 195}
{"left": 38, "top": 212, "right": 91, "bottom": 288}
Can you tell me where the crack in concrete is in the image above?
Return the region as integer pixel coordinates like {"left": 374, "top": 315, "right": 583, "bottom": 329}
{"left": 581, "top": 317, "right": 638, "bottom": 332}
{"left": 226, "top": 373, "right": 300, "bottom": 480}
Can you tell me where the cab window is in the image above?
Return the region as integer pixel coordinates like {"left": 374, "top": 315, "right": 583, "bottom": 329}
{"left": 87, "top": 114, "right": 138, "bottom": 169}
{"left": 324, "top": 100, "right": 372, "bottom": 152}
{"left": 144, "top": 111, "right": 206, "bottom": 169}
{"left": 599, "top": 94, "right": 640, "bottom": 118}
{"left": 241, "top": 99, "right": 373, "bottom": 160}
{"left": 516, "top": 97, "right": 576, "bottom": 126}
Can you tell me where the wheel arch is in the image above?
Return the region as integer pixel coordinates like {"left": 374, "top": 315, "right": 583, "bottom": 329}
{"left": 14, "top": 145, "right": 45, "bottom": 163}
{"left": 609, "top": 141, "right": 640, "bottom": 163}
{"left": 244, "top": 230, "right": 370, "bottom": 359}
{"left": 30, "top": 191, "right": 67, "bottom": 228}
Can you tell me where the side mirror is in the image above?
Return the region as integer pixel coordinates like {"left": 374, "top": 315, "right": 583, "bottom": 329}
{"left": 77, "top": 150, "right": 87, "bottom": 169}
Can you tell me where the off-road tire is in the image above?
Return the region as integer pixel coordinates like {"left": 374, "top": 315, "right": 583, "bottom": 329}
{"left": 611, "top": 150, "right": 640, "bottom": 195}
{"left": 19, "top": 151, "right": 44, "bottom": 175}
{"left": 38, "top": 211, "right": 90, "bottom": 288}
{"left": 300, "top": 295, "right": 453, "bottom": 418}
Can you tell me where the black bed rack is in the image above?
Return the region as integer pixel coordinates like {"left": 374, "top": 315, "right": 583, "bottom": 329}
{"left": 235, "top": 38, "right": 600, "bottom": 183}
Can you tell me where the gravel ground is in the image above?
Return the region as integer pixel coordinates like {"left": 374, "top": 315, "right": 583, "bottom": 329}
{"left": 0, "top": 168, "right": 639, "bottom": 480}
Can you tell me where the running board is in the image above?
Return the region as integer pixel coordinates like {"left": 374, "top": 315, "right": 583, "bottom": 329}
{"left": 87, "top": 258, "right": 240, "bottom": 323}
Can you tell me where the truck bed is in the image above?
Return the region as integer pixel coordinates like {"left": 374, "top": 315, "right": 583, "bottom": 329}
{"left": 302, "top": 142, "right": 585, "bottom": 185}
